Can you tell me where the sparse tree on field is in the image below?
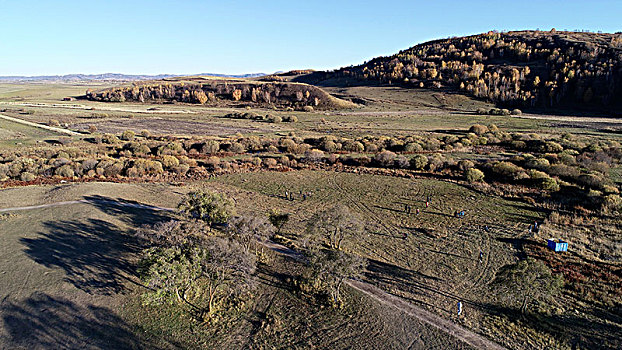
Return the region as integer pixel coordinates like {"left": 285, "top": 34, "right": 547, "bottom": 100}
{"left": 306, "top": 205, "right": 363, "bottom": 250}
{"left": 226, "top": 214, "right": 275, "bottom": 253}
{"left": 493, "top": 258, "right": 563, "bottom": 314}
{"left": 178, "top": 190, "right": 235, "bottom": 228}
{"left": 268, "top": 209, "right": 290, "bottom": 234}
{"left": 139, "top": 228, "right": 256, "bottom": 320}
{"left": 305, "top": 248, "right": 366, "bottom": 307}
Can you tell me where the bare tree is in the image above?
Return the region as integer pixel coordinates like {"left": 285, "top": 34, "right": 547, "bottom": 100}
{"left": 306, "top": 205, "right": 363, "bottom": 250}
{"left": 139, "top": 229, "right": 256, "bottom": 321}
{"left": 227, "top": 214, "right": 275, "bottom": 253}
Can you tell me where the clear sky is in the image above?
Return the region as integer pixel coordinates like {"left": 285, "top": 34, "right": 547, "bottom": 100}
{"left": 0, "top": 0, "right": 620, "bottom": 76}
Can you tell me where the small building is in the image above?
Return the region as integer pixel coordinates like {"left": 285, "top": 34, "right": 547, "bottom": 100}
{"left": 547, "top": 238, "right": 568, "bottom": 252}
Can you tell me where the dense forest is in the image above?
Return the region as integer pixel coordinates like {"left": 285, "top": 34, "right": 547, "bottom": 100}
{"left": 296, "top": 30, "right": 622, "bottom": 113}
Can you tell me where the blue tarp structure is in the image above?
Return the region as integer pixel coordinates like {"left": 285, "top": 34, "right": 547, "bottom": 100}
{"left": 547, "top": 238, "right": 568, "bottom": 252}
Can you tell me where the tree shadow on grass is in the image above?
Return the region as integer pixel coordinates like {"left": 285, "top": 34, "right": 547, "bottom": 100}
{"left": 485, "top": 303, "right": 622, "bottom": 350}
{"left": 84, "top": 195, "right": 173, "bottom": 228}
{"left": 21, "top": 218, "right": 139, "bottom": 295}
{"left": 20, "top": 198, "right": 171, "bottom": 295}
{"left": 1, "top": 292, "right": 148, "bottom": 349}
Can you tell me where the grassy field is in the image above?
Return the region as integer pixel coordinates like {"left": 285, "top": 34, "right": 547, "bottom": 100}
{"left": 0, "top": 80, "right": 620, "bottom": 349}
{"left": 0, "top": 181, "right": 477, "bottom": 349}
{"left": 0, "top": 83, "right": 620, "bottom": 141}
{"left": 205, "top": 170, "right": 620, "bottom": 350}
{"left": 0, "top": 182, "right": 181, "bottom": 349}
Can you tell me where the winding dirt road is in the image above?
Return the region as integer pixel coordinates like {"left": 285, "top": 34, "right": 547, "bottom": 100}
{"left": 0, "top": 198, "right": 506, "bottom": 350}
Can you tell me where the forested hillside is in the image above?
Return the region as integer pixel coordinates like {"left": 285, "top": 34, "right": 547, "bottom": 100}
{"left": 297, "top": 30, "right": 622, "bottom": 113}
{"left": 86, "top": 78, "right": 355, "bottom": 110}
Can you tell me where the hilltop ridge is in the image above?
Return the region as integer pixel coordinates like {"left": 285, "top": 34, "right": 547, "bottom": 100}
{"left": 294, "top": 30, "right": 622, "bottom": 114}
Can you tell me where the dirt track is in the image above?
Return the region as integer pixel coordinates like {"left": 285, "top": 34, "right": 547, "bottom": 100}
{"left": 0, "top": 113, "right": 80, "bottom": 135}
{"left": 0, "top": 198, "right": 506, "bottom": 350}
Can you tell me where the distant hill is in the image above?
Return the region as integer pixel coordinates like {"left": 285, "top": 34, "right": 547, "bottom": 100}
{"left": 0, "top": 72, "right": 266, "bottom": 83}
{"left": 295, "top": 30, "right": 622, "bottom": 114}
{"left": 86, "top": 76, "right": 356, "bottom": 110}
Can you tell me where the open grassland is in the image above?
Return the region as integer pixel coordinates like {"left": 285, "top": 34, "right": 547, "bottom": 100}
{"left": 0, "top": 181, "right": 476, "bottom": 349}
{"left": 0, "top": 182, "right": 182, "bottom": 349}
{"left": 208, "top": 170, "right": 621, "bottom": 350}
{"left": 1, "top": 83, "right": 620, "bottom": 142}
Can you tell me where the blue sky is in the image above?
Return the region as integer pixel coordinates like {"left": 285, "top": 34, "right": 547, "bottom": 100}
{"left": 0, "top": 0, "right": 620, "bottom": 76}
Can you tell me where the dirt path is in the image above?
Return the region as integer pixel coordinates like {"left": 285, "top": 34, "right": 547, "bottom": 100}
{"left": 346, "top": 280, "right": 505, "bottom": 350}
{"left": 0, "top": 113, "right": 80, "bottom": 135}
{"left": 0, "top": 101, "right": 196, "bottom": 114}
{"left": 0, "top": 199, "right": 174, "bottom": 213}
{"left": 0, "top": 198, "right": 506, "bottom": 350}
{"left": 516, "top": 113, "right": 622, "bottom": 124}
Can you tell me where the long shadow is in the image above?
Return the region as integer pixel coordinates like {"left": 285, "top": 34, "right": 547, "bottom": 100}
{"left": 84, "top": 195, "right": 173, "bottom": 228}
{"left": 21, "top": 218, "right": 139, "bottom": 295}
{"left": 365, "top": 259, "right": 490, "bottom": 310}
{"left": 0, "top": 292, "right": 175, "bottom": 349}
{"left": 373, "top": 205, "right": 403, "bottom": 214}
{"left": 496, "top": 237, "right": 527, "bottom": 259}
{"left": 20, "top": 197, "right": 171, "bottom": 295}
{"left": 485, "top": 303, "right": 622, "bottom": 350}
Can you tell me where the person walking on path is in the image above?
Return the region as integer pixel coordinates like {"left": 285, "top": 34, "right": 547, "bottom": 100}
{"left": 479, "top": 250, "right": 483, "bottom": 264}
{"left": 457, "top": 301, "right": 463, "bottom": 316}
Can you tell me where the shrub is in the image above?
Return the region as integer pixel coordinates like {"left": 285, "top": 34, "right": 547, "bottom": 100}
{"left": 267, "top": 115, "right": 282, "bottom": 123}
{"left": 511, "top": 109, "right": 522, "bottom": 115}
{"left": 304, "top": 149, "right": 325, "bottom": 163}
{"left": 343, "top": 140, "right": 365, "bottom": 153}
{"left": 55, "top": 164, "right": 75, "bottom": 178}
{"left": 322, "top": 140, "right": 338, "bottom": 153}
{"left": 48, "top": 119, "right": 60, "bottom": 127}
{"left": 121, "top": 130, "right": 136, "bottom": 141}
{"left": 161, "top": 155, "right": 180, "bottom": 169}
{"left": 465, "top": 168, "right": 485, "bottom": 183}
{"left": 202, "top": 140, "right": 220, "bottom": 154}
{"left": 537, "top": 177, "right": 560, "bottom": 192}
{"left": 403, "top": 142, "right": 423, "bottom": 153}
{"left": 395, "top": 155, "right": 409, "bottom": 169}
{"left": 375, "top": 151, "right": 396, "bottom": 167}
{"left": 365, "top": 143, "right": 379, "bottom": 153}
{"left": 602, "top": 194, "right": 622, "bottom": 213}
{"left": 469, "top": 124, "right": 489, "bottom": 135}
{"left": 280, "top": 139, "right": 297, "bottom": 153}
{"left": 492, "top": 161, "right": 525, "bottom": 180}
{"left": 20, "top": 172, "right": 36, "bottom": 182}
{"left": 263, "top": 158, "right": 277, "bottom": 168}
{"left": 410, "top": 154, "right": 428, "bottom": 170}
{"left": 178, "top": 190, "right": 236, "bottom": 227}
{"left": 229, "top": 142, "right": 246, "bottom": 153}
{"left": 302, "top": 106, "right": 314, "bottom": 112}
{"left": 458, "top": 160, "right": 475, "bottom": 171}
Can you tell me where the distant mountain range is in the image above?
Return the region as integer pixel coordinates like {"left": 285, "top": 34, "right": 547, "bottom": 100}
{"left": 0, "top": 72, "right": 266, "bottom": 82}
